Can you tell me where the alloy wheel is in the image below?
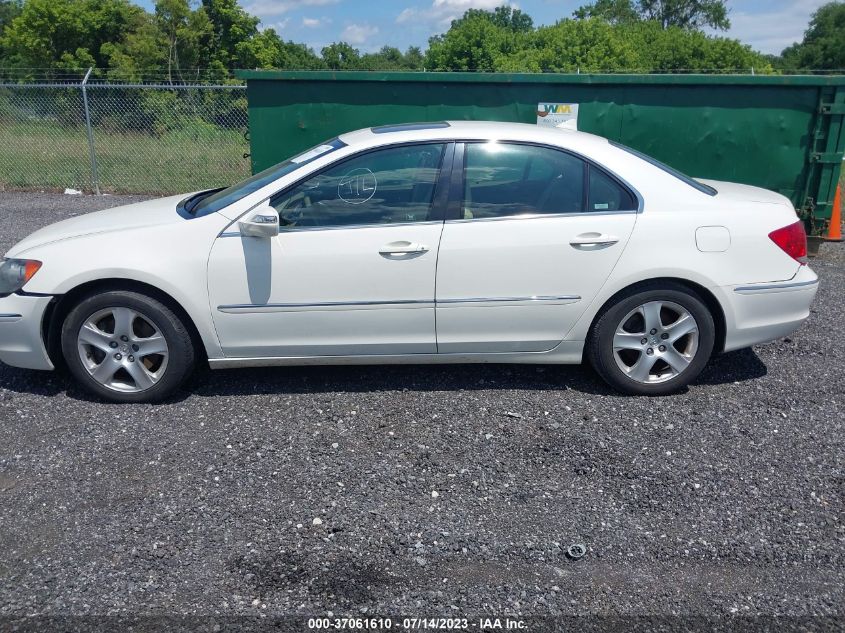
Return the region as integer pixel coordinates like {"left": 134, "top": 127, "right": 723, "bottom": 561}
{"left": 612, "top": 300, "right": 699, "bottom": 384}
{"left": 76, "top": 306, "right": 169, "bottom": 393}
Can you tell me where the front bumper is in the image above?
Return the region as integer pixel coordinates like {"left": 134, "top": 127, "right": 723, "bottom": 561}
{"left": 0, "top": 293, "right": 54, "bottom": 370}
{"left": 718, "top": 267, "right": 820, "bottom": 352}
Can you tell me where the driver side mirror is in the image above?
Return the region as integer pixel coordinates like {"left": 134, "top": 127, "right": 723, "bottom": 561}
{"left": 239, "top": 201, "right": 279, "bottom": 238}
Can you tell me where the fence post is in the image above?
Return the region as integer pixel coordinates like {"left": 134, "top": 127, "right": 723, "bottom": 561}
{"left": 81, "top": 67, "right": 101, "bottom": 195}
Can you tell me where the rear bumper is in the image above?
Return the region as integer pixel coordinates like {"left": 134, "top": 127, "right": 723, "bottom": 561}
{"left": 0, "top": 293, "right": 54, "bottom": 370}
{"left": 719, "top": 268, "right": 819, "bottom": 352}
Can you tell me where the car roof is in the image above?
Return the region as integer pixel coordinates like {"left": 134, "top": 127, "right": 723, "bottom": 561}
{"left": 338, "top": 120, "right": 612, "bottom": 154}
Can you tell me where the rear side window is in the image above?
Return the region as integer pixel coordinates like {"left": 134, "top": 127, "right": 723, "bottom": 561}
{"left": 462, "top": 142, "right": 586, "bottom": 219}
{"left": 460, "top": 142, "right": 636, "bottom": 219}
{"left": 610, "top": 140, "right": 717, "bottom": 196}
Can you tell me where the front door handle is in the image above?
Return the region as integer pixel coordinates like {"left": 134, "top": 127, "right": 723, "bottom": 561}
{"left": 570, "top": 232, "right": 620, "bottom": 247}
{"left": 379, "top": 241, "right": 430, "bottom": 255}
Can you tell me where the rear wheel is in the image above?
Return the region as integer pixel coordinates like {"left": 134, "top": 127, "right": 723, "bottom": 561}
{"left": 61, "top": 290, "right": 195, "bottom": 403}
{"left": 587, "top": 283, "right": 715, "bottom": 395}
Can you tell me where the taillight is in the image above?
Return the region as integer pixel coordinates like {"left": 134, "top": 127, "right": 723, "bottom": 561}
{"left": 768, "top": 221, "right": 808, "bottom": 265}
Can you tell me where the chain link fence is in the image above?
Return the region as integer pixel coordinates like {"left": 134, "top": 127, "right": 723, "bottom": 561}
{"left": 0, "top": 73, "right": 250, "bottom": 194}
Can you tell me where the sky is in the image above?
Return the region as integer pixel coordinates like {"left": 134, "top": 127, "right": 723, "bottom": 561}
{"left": 134, "top": 0, "right": 831, "bottom": 56}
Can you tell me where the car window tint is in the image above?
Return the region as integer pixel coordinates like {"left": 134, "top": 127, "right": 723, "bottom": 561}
{"left": 189, "top": 137, "right": 346, "bottom": 217}
{"left": 271, "top": 143, "right": 446, "bottom": 229}
{"left": 588, "top": 166, "right": 637, "bottom": 212}
{"left": 462, "top": 143, "right": 585, "bottom": 219}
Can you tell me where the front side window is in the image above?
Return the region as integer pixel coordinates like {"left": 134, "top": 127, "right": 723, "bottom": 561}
{"left": 462, "top": 142, "right": 586, "bottom": 219}
{"left": 270, "top": 143, "right": 447, "bottom": 229}
{"left": 187, "top": 137, "right": 347, "bottom": 217}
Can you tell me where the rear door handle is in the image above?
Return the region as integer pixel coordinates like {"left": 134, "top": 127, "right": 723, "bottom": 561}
{"left": 379, "top": 241, "right": 430, "bottom": 255}
{"left": 570, "top": 232, "right": 620, "bottom": 247}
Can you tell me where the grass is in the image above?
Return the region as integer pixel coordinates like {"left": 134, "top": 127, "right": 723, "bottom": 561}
{"left": 0, "top": 120, "right": 251, "bottom": 194}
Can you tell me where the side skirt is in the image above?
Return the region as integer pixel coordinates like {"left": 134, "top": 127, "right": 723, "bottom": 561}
{"left": 208, "top": 341, "right": 584, "bottom": 369}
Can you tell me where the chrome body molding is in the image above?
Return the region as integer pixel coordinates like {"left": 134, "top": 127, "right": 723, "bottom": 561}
{"left": 445, "top": 210, "right": 638, "bottom": 225}
{"left": 217, "top": 295, "right": 582, "bottom": 313}
{"left": 217, "top": 299, "right": 433, "bottom": 313}
{"left": 437, "top": 295, "right": 581, "bottom": 304}
{"left": 218, "top": 220, "right": 445, "bottom": 238}
{"left": 733, "top": 279, "right": 820, "bottom": 294}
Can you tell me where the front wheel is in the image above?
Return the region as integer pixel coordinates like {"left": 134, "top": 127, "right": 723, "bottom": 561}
{"left": 587, "top": 283, "right": 715, "bottom": 396}
{"left": 61, "top": 290, "right": 195, "bottom": 403}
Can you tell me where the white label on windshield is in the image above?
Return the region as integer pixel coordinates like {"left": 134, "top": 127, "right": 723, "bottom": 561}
{"left": 291, "top": 144, "right": 336, "bottom": 164}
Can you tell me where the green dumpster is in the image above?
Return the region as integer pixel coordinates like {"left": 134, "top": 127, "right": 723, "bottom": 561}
{"left": 236, "top": 71, "right": 845, "bottom": 245}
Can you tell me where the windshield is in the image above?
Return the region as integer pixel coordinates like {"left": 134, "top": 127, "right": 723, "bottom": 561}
{"left": 609, "top": 140, "right": 717, "bottom": 196}
{"left": 188, "top": 137, "right": 348, "bottom": 217}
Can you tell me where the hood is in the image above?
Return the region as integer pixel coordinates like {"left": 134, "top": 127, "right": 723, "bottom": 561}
{"left": 696, "top": 179, "right": 793, "bottom": 206}
{"left": 6, "top": 194, "right": 190, "bottom": 257}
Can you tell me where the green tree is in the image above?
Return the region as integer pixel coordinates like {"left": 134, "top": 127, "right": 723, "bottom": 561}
{"left": 0, "top": 0, "right": 145, "bottom": 71}
{"left": 0, "top": 0, "right": 22, "bottom": 61}
{"left": 234, "top": 28, "right": 323, "bottom": 69}
{"left": 0, "top": 0, "right": 21, "bottom": 31}
{"left": 155, "top": 0, "right": 213, "bottom": 80}
{"left": 357, "top": 45, "right": 425, "bottom": 70}
{"left": 275, "top": 39, "right": 324, "bottom": 69}
{"left": 495, "top": 19, "right": 641, "bottom": 72}
{"left": 575, "top": 0, "right": 730, "bottom": 30}
{"left": 426, "top": 7, "right": 529, "bottom": 71}
{"left": 463, "top": 5, "right": 534, "bottom": 32}
{"left": 573, "top": 0, "right": 639, "bottom": 25}
{"left": 778, "top": 2, "right": 845, "bottom": 70}
{"left": 429, "top": 7, "right": 769, "bottom": 74}
{"left": 403, "top": 46, "right": 425, "bottom": 69}
{"left": 321, "top": 41, "right": 361, "bottom": 69}
{"left": 201, "top": 0, "right": 259, "bottom": 68}
{"left": 625, "top": 20, "right": 766, "bottom": 71}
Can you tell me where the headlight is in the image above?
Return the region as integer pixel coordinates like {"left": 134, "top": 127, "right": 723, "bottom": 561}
{"left": 0, "top": 258, "right": 42, "bottom": 297}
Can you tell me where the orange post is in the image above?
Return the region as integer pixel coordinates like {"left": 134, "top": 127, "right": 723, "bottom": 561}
{"left": 828, "top": 184, "right": 842, "bottom": 240}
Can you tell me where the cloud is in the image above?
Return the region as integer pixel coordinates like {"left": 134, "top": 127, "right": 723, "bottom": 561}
{"left": 261, "top": 18, "right": 291, "bottom": 32}
{"left": 245, "top": 0, "right": 340, "bottom": 19}
{"left": 302, "top": 17, "right": 328, "bottom": 28}
{"left": 712, "top": 0, "right": 828, "bottom": 55}
{"left": 340, "top": 23, "right": 379, "bottom": 45}
{"left": 397, "top": 0, "right": 512, "bottom": 29}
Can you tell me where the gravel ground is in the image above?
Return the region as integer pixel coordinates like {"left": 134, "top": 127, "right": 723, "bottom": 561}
{"left": 0, "top": 193, "right": 842, "bottom": 628}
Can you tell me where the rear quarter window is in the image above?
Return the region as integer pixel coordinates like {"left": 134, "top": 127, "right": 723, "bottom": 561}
{"left": 588, "top": 166, "right": 638, "bottom": 212}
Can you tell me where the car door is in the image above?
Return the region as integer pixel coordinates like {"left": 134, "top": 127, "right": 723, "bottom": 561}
{"left": 208, "top": 142, "right": 452, "bottom": 358}
{"left": 435, "top": 141, "right": 639, "bottom": 353}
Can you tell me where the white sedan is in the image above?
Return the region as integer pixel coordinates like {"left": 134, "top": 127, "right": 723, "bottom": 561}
{"left": 0, "top": 121, "right": 819, "bottom": 402}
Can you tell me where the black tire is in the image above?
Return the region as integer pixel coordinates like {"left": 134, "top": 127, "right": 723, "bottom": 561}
{"left": 586, "top": 282, "right": 715, "bottom": 396}
{"left": 61, "top": 290, "right": 195, "bottom": 403}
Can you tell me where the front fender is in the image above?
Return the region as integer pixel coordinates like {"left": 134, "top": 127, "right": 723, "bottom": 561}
{"left": 17, "top": 216, "right": 228, "bottom": 359}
